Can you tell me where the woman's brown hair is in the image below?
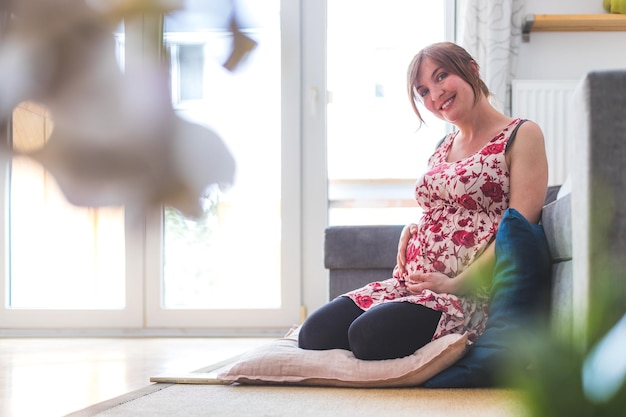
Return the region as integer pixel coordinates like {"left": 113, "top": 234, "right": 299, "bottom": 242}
{"left": 407, "top": 42, "right": 490, "bottom": 126}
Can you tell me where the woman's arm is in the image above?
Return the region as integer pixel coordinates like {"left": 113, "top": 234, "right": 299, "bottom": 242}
{"left": 405, "top": 242, "right": 495, "bottom": 296}
{"left": 506, "top": 120, "right": 549, "bottom": 224}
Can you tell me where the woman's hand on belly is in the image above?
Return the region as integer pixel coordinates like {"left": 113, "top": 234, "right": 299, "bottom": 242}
{"left": 406, "top": 271, "right": 458, "bottom": 295}
{"left": 395, "top": 223, "right": 419, "bottom": 277}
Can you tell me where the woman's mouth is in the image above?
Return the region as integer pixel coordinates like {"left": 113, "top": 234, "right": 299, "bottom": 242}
{"left": 440, "top": 96, "right": 454, "bottom": 111}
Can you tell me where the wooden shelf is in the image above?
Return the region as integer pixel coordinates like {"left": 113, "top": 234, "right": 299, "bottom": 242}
{"left": 523, "top": 14, "right": 626, "bottom": 41}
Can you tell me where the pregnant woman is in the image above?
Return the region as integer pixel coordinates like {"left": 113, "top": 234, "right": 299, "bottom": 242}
{"left": 298, "top": 42, "right": 548, "bottom": 361}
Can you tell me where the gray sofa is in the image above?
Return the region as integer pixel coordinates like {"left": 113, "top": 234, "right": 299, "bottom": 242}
{"left": 324, "top": 70, "right": 626, "bottom": 343}
{"left": 325, "top": 188, "right": 565, "bottom": 307}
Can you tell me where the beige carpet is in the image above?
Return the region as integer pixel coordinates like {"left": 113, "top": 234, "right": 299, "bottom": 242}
{"left": 68, "top": 355, "right": 530, "bottom": 417}
{"left": 68, "top": 383, "right": 528, "bottom": 417}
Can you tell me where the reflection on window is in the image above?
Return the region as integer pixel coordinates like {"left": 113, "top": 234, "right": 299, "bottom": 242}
{"left": 327, "top": 0, "right": 448, "bottom": 225}
{"left": 170, "top": 43, "right": 205, "bottom": 103}
{"left": 161, "top": 1, "right": 282, "bottom": 310}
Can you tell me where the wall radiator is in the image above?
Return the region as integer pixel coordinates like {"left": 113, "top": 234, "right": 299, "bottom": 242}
{"left": 511, "top": 79, "right": 580, "bottom": 186}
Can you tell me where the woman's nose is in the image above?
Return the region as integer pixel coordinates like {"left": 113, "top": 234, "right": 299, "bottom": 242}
{"left": 429, "top": 85, "right": 444, "bottom": 101}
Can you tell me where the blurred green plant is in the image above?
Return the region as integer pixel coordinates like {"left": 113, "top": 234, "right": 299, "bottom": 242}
{"left": 162, "top": 186, "right": 223, "bottom": 307}
{"left": 512, "top": 320, "right": 626, "bottom": 417}
{"left": 511, "top": 182, "right": 626, "bottom": 416}
{"left": 164, "top": 185, "right": 221, "bottom": 244}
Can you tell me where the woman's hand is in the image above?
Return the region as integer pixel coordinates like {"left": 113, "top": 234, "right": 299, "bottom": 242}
{"left": 406, "top": 241, "right": 496, "bottom": 296}
{"left": 405, "top": 271, "right": 457, "bottom": 295}
{"left": 394, "top": 223, "right": 418, "bottom": 278}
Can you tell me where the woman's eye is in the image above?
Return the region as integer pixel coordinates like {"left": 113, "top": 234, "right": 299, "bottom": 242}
{"left": 419, "top": 89, "right": 428, "bottom": 98}
{"left": 437, "top": 72, "right": 447, "bottom": 81}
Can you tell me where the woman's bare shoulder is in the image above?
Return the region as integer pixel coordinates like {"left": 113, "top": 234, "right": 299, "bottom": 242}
{"left": 509, "top": 119, "right": 546, "bottom": 155}
{"left": 517, "top": 119, "right": 544, "bottom": 141}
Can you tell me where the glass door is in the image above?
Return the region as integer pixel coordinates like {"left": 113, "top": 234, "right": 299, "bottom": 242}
{"left": 144, "top": 0, "right": 302, "bottom": 330}
{"left": 0, "top": 2, "right": 304, "bottom": 333}
{"left": 0, "top": 27, "right": 144, "bottom": 329}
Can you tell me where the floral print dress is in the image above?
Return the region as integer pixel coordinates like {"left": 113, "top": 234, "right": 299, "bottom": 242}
{"left": 344, "top": 118, "right": 525, "bottom": 344}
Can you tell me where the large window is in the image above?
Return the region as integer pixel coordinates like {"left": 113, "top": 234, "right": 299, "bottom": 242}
{"left": 0, "top": 0, "right": 453, "bottom": 332}
{"left": 327, "top": 0, "right": 452, "bottom": 226}
{"left": 0, "top": 1, "right": 302, "bottom": 333}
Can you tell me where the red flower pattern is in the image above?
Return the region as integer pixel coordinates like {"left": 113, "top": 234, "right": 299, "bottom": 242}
{"left": 480, "top": 181, "right": 505, "bottom": 203}
{"left": 354, "top": 294, "right": 374, "bottom": 309}
{"left": 432, "top": 260, "right": 446, "bottom": 273}
{"left": 429, "top": 222, "right": 442, "bottom": 233}
{"left": 457, "top": 194, "right": 478, "bottom": 210}
{"left": 480, "top": 142, "right": 505, "bottom": 155}
{"left": 451, "top": 230, "right": 476, "bottom": 248}
{"left": 345, "top": 119, "right": 522, "bottom": 344}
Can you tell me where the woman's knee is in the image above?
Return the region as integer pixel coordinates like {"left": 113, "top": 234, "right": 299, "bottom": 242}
{"left": 298, "top": 297, "right": 363, "bottom": 350}
{"left": 347, "top": 311, "right": 396, "bottom": 360}
{"left": 347, "top": 316, "right": 379, "bottom": 359}
{"left": 348, "top": 302, "right": 441, "bottom": 360}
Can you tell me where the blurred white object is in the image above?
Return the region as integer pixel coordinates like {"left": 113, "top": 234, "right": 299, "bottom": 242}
{"left": 0, "top": 0, "right": 236, "bottom": 218}
{"left": 583, "top": 313, "right": 626, "bottom": 403}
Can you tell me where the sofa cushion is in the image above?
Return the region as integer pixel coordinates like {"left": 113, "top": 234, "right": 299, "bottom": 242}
{"left": 324, "top": 225, "right": 403, "bottom": 270}
{"left": 541, "top": 193, "right": 572, "bottom": 262}
{"left": 329, "top": 269, "right": 394, "bottom": 300}
{"left": 543, "top": 185, "right": 561, "bottom": 206}
{"left": 423, "top": 208, "right": 552, "bottom": 387}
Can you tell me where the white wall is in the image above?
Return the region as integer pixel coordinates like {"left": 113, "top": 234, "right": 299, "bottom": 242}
{"left": 518, "top": 0, "right": 626, "bottom": 80}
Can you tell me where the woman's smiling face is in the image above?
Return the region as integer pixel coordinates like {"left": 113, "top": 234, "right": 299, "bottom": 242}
{"left": 414, "top": 57, "right": 476, "bottom": 124}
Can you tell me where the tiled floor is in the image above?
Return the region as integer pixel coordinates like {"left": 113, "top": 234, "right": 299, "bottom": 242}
{"left": 0, "top": 337, "right": 270, "bottom": 417}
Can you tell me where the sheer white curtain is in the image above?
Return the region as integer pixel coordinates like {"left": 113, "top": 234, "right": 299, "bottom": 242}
{"left": 460, "top": 0, "right": 525, "bottom": 115}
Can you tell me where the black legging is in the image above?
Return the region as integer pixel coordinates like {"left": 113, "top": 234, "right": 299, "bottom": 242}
{"left": 298, "top": 296, "right": 442, "bottom": 360}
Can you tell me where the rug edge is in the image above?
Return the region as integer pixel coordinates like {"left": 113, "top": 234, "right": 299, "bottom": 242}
{"left": 64, "top": 355, "right": 242, "bottom": 416}
{"left": 64, "top": 383, "right": 174, "bottom": 417}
